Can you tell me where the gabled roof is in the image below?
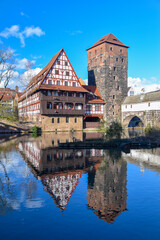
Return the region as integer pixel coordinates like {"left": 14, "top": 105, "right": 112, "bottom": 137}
{"left": 27, "top": 49, "right": 62, "bottom": 89}
{"left": 79, "top": 78, "right": 86, "bottom": 85}
{"left": 82, "top": 85, "right": 105, "bottom": 104}
{"left": 19, "top": 49, "right": 88, "bottom": 101}
{"left": 87, "top": 33, "right": 129, "bottom": 50}
{"left": 123, "top": 89, "right": 160, "bottom": 104}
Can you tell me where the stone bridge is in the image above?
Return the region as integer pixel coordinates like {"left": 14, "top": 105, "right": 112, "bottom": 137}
{"left": 122, "top": 110, "right": 160, "bottom": 128}
{"left": 121, "top": 90, "right": 160, "bottom": 128}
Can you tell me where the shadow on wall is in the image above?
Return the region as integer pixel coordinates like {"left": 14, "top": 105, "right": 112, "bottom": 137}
{"left": 88, "top": 70, "right": 96, "bottom": 86}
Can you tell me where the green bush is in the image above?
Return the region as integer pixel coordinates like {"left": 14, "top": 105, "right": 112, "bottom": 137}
{"left": 31, "top": 126, "right": 41, "bottom": 138}
{"left": 106, "top": 121, "right": 123, "bottom": 139}
{"left": 144, "top": 123, "right": 153, "bottom": 135}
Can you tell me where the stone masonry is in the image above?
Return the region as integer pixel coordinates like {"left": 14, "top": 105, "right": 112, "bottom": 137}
{"left": 87, "top": 34, "right": 129, "bottom": 123}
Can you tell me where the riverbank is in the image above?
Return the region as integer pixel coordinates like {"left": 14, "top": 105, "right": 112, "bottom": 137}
{"left": 59, "top": 135, "right": 160, "bottom": 152}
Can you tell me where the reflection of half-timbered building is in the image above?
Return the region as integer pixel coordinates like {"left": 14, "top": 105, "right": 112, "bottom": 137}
{"left": 18, "top": 135, "right": 104, "bottom": 210}
{"left": 18, "top": 49, "right": 105, "bottom": 131}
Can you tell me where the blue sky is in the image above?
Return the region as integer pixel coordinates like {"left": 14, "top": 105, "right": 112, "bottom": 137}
{"left": 0, "top": 0, "right": 160, "bottom": 92}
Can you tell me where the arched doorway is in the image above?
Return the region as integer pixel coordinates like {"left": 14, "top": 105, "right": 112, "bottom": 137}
{"left": 128, "top": 116, "right": 144, "bottom": 127}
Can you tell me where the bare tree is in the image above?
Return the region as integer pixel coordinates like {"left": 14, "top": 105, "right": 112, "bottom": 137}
{"left": 0, "top": 46, "right": 16, "bottom": 100}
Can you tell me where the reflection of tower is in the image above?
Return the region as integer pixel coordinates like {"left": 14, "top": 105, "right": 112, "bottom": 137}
{"left": 87, "top": 150, "right": 127, "bottom": 224}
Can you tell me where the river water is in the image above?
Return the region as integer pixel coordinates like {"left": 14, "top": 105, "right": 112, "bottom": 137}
{"left": 0, "top": 132, "right": 160, "bottom": 240}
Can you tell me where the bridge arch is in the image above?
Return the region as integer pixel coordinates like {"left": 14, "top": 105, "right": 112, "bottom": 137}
{"left": 122, "top": 115, "right": 144, "bottom": 128}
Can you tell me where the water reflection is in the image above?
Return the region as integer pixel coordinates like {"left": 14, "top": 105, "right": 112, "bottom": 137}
{"left": 1, "top": 132, "right": 160, "bottom": 227}
{"left": 18, "top": 134, "right": 104, "bottom": 211}
{"left": 17, "top": 133, "right": 128, "bottom": 222}
{"left": 87, "top": 150, "right": 127, "bottom": 223}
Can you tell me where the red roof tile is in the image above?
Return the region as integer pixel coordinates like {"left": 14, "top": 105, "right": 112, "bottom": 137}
{"left": 39, "top": 84, "right": 89, "bottom": 93}
{"left": 87, "top": 33, "right": 129, "bottom": 50}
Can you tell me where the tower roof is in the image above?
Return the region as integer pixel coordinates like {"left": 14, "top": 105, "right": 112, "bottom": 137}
{"left": 86, "top": 33, "right": 129, "bottom": 50}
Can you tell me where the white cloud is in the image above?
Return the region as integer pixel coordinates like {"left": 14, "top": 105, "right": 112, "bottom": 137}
{"left": 23, "top": 26, "right": 45, "bottom": 38}
{"left": 128, "top": 76, "right": 160, "bottom": 95}
{"left": 0, "top": 25, "right": 45, "bottom": 47}
{"left": 0, "top": 70, "right": 19, "bottom": 88}
{"left": 19, "top": 68, "right": 42, "bottom": 89}
{"left": 16, "top": 58, "right": 35, "bottom": 69}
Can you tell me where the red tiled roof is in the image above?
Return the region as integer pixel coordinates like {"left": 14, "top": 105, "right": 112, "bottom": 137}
{"left": 87, "top": 99, "right": 105, "bottom": 104}
{"left": 27, "top": 49, "right": 63, "bottom": 89}
{"left": 0, "top": 91, "right": 14, "bottom": 101}
{"left": 82, "top": 85, "right": 105, "bottom": 104}
{"left": 82, "top": 85, "right": 102, "bottom": 98}
{"left": 87, "top": 33, "right": 129, "bottom": 50}
{"left": 39, "top": 84, "right": 89, "bottom": 93}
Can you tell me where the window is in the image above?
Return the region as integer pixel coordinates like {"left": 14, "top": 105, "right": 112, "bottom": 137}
{"left": 113, "top": 112, "right": 114, "bottom": 115}
{"left": 113, "top": 95, "right": 115, "bottom": 99}
{"left": 58, "top": 91, "right": 62, "bottom": 96}
{"left": 53, "top": 91, "right": 58, "bottom": 96}
{"left": 113, "top": 76, "right": 116, "bottom": 80}
{"left": 116, "top": 58, "right": 118, "bottom": 62}
{"left": 47, "top": 91, "right": 52, "bottom": 96}
{"left": 112, "top": 105, "right": 114, "bottom": 109}
{"left": 55, "top": 70, "right": 59, "bottom": 74}
{"left": 68, "top": 92, "right": 73, "bottom": 97}
{"left": 57, "top": 117, "right": 60, "bottom": 123}
{"left": 57, "top": 81, "right": 60, "bottom": 85}
{"left": 75, "top": 103, "right": 83, "bottom": 110}
{"left": 89, "top": 52, "right": 91, "bottom": 57}
{"left": 117, "top": 85, "right": 119, "bottom": 90}
{"left": 125, "top": 105, "right": 127, "bottom": 109}
{"left": 65, "top": 61, "right": 68, "bottom": 66}
{"left": 95, "top": 50, "right": 97, "bottom": 55}
{"left": 131, "top": 105, "right": 132, "bottom": 108}
{"left": 57, "top": 61, "right": 60, "bottom": 65}
{"left": 148, "top": 103, "right": 150, "bottom": 107}
{"left": 120, "top": 49, "right": 122, "bottom": 53}
{"left": 110, "top": 47, "right": 112, "bottom": 51}
{"left": 65, "top": 81, "right": 68, "bottom": 86}
{"left": 122, "top": 58, "right": 124, "bottom": 62}
{"left": 52, "top": 118, "right": 54, "bottom": 123}
{"left": 47, "top": 154, "right": 52, "bottom": 161}
{"left": 101, "top": 48, "right": 102, "bottom": 52}
{"left": 80, "top": 93, "right": 83, "bottom": 98}
{"left": 95, "top": 105, "right": 101, "bottom": 111}
{"left": 75, "top": 118, "right": 77, "bottom": 123}
{"left": 76, "top": 93, "right": 80, "bottom": 97}
{"left": 66, "top": 71, "right": 69, "bottom": 76}
{"left": 73, "top": 82, "right": 76, "bottom": 87}
{"left": 65, "top": 103, "right": 74, "bottom": 110}
{"left": 48, "top": 80, "right": 52, "bottom": 85}
{"left": 66, "top": 117, "right": 69, "bottom": 123}
{"left": 114, "top": 67, "right": 116, "bottom": 71}
{"left": 64, "top": 92, "right": 68, "bottom": 96}
{"left": 47, "top": 102, "right": 52, "bottom": 109}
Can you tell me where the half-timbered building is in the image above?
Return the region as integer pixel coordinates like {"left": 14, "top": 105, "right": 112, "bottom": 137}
{"left": 18, "top": 49, "right": 90, "bottom": 131}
